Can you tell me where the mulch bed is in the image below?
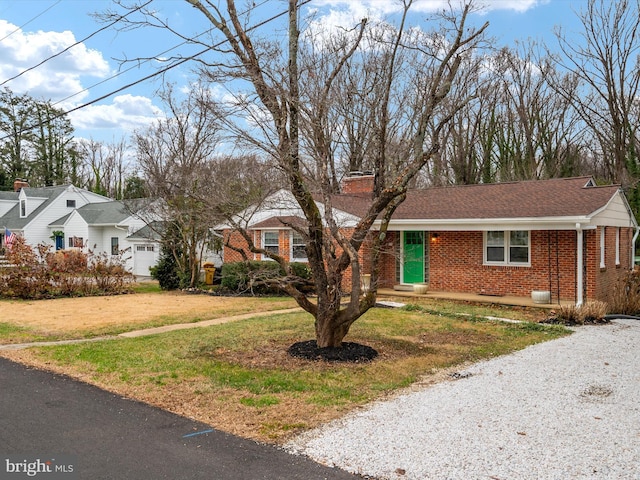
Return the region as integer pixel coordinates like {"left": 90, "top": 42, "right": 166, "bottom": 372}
{"left": 287, "top": 340, "right": 378, "bottom": 362}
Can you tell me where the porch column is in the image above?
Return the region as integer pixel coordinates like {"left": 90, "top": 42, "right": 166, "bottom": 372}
{"left": 576, "top": 223, "right": 583, "bottom": 306}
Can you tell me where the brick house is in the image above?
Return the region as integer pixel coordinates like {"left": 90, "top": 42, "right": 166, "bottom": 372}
{"left": 221, "top": 175, "right": 638, "bottom": 305}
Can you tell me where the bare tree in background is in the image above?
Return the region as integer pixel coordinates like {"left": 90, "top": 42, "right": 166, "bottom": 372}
{"left": 77, "top": 138, "right": 130, "bottom": 198}
{"left": 134, "top": 83, "right": 278, "bottom": 288}
{"left": 552, "top": 0, "right": 640, "bottom": 186}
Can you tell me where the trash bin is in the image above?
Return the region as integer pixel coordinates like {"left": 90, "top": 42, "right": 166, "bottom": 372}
{"left": 203, "top": 262, "right": 216, "bottom": 285}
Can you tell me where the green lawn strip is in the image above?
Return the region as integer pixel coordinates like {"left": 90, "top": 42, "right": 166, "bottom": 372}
{"left": 0, "top": 322, "right": 60, "bottom": 344}
{"left": 29, "top": 307, "right": 570, "bottom": 438}
{"left": 130, "top": 283, "right": 163, "bottom": 294}
{"left": 381, "top": 296, "right": 550, "bottom": 322}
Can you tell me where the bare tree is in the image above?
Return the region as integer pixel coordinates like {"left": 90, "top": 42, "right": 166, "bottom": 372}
{"left": 134, "top": 83, "right": 278, "bottom": 288}
{"left": 134, "top": 83, "right": 223, "bottom": 288}
{"left": 552, "top": 0, "right": 640, "bottom": 186}
{"left": 77, "top": 138, "right": 130, "bottom": 198}
{"left": 191, "top": 0, "right": 487, "bottom": 347}
{"left": 109, "top": 0, "right": 488, "bottom": 348}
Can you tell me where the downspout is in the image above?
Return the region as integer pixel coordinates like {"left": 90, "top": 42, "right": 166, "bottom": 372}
{"left": 576, "top": 223, "right": 583, "bottom": 306}
{"left": 632, "top": 226, "right": 639, "bottom": 269}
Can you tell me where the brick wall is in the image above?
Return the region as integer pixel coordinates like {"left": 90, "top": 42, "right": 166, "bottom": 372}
{"left": 591, "top": 226, "right": 633, "bottom": 304}
{"left": 376, "top": 228, "right": 634, "bottom": 303}
{"left": 341, "top": 175, "right": 374, "bottom": 194}
{"left": 222, "top": 229, "right": 294, "bottom": 262}
{"left": 224, "top": 226, "right": 635, "bottom": 303}
{"left": 425, "top": 231, "right": 573, "bottom": 299}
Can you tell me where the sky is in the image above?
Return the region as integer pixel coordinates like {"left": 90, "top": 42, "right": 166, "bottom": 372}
{"left": 0, "top": 0, "right": 586, "bottom": 145}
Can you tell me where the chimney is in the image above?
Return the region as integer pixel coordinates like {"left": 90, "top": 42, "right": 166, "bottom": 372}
{"left": 13, "top": 179, "right": 29, "bottom": 192}
{"left": 341, "top": 171, "right": 374, "bottom": 194}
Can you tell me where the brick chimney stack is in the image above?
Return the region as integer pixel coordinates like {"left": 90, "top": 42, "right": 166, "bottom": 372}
{"left": 13, "top": 179, "right": 29, "bottom": 192}
{"left": 341, "top": 171, "right": 374, "bottom": 194}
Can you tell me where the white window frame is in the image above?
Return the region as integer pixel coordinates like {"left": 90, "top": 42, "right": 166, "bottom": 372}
{"left": 19, "top": 199, "right": 26, "bottom": 218}
{"left": 261, "top": 230, "right": 279, "bottom": 259}
{"left": 290, "top": 231, "right": 307, "bottom": 262}
{"left": 615, "top": 227, "right": 620, "bottom": 266}
{"left": 600, "top": 227, "right": 606, "bottom": 269}
{"left": 111, "top": 236, "right": 119, "bottom": 256}
{"left": 484, "top": 230, "right": 530, "bottom": 266}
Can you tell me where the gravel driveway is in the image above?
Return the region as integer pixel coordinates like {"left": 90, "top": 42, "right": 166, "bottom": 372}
{"left": 286, "top": 319, "right": 640, "bottom": 480}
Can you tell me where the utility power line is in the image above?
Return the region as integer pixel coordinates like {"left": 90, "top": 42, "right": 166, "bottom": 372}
{"left": 0, "top": 0, "right": 311, "bottom": 142}
{"left": 0, "top": 0, "right": 61, "bottom": 43}
{"left": 0, "top": 0, "right": 153, "bottom": 88}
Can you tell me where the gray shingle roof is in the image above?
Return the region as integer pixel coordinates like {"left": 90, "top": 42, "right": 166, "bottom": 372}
{"left": 74, "top": 201, "right": 131, "bottom": 225}
{"left": 0, "top": 185, "right": 68, "bottom": 229}
{"left": 127, "top": 221, "right": 164, "bottom": 241}
{"left": 0, "top": 191, "right": 17, "bottom": 200}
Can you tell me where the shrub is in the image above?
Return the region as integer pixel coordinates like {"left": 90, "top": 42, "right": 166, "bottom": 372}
{"left": 0, "top": 238, "right": 133, "bottom": 299}
{"left": 554, "top": 301, "right": 608, "bottom": 325}
{"left": 289, "top": 262, "right": 311, "bottom": 279}
{"left": 220, "top": 261, "right": 285, "bottom": 294}
{"left": 608, "top": 269, "right": 640, "bottom": 315}
{"left": 150, "top": 250, "right": 181, "bottom": 290}
{"left": 580, "top": 301, "right": 608, "bottom": 324}
{"left": 88, "top": 251, "right": 133, "bottom": 294}
{"left": 46, "top": 249, "right": 88, "bottom": 274}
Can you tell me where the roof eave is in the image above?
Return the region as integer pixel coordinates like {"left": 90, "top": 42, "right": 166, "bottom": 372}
{"left": 380, "top": 216, "right": 597, "bottom": 231}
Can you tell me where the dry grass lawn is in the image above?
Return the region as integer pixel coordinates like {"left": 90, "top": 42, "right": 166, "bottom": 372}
{"left": 0, "top": 292, "right": 297, "bottom": 338}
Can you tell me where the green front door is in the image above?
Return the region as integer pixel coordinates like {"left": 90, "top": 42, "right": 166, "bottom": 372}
{"left": 403, "top": 231, "right": 424, "bottom": 284}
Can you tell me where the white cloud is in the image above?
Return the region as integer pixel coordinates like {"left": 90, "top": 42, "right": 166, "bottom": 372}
{"left": 476, "top": 0, "right": 550, "bottom": 14}
{"left": 0, "top": 19, "right": 166, "bottom": 142}
{"left": 309, "top": 0, "right": 548, "bottom": 17}
{"left": 0, "top": 20, "right": 110, "bottom": 101}
{"left": 67, "top": 94, "right": 163, "bottom": 134}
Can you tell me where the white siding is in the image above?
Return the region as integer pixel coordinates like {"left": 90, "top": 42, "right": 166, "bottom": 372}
{"left": 63, "top": 211, "right": 90, "bottom": 249}
{"left": 22, "top": 187, "right": 110, "bottom": 248}
{"left": 591, "top": 192, "right": 637, "bottom": 227}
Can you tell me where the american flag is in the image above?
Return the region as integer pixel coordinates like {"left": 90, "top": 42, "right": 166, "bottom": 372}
{"left": 4, "top": 228, "right": 16, "bottom": 249}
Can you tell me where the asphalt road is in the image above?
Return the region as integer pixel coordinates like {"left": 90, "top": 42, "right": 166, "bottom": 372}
{"left": 0, "top": 357, "right": 360, "bottom": 479}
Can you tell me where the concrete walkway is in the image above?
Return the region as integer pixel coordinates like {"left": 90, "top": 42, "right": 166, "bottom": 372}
{"left": 119, "top": 307, "right": 303, "bottom": 338}
{"left": 0, "top": 307, "right": 303, "bottom": 350}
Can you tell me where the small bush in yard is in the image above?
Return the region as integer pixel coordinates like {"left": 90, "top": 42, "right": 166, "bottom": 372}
{"left": 609, "top": 269, "right": 640, "bottom": 315}
{"left": 221, "top": 261, "right": 284, "bottom": 294}
{"left": 289, "top": 262, "right": 311, "bottom": 280}
{"left": 554, "top": 301, "right": 608, "bottom": 325}
{"left": 150, "top": 249, "right": 181, "bottom": 290}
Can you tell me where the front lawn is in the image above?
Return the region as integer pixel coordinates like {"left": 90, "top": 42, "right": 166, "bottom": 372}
{"left": 0, "top": 292, "right": 298, "bottom": 343}
{"left": 2, "top": 300, "right": 569, "bottom": 443}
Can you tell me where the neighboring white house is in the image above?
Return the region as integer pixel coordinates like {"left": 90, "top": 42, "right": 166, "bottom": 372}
{"left": 0, "top": 183, "right": 161, "bottom": 277}
{"left": 48, "top": 200, "right": 161, "bottom": 276}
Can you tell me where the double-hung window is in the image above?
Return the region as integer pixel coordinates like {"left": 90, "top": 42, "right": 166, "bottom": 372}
{"left": 262, "top": 231, "right": 279, "bottom": 258}
{"left": 485, "top": 230, "right": 530, "bottom": 266}
{"left": 291, "top": 231, "right": 307, "bottom": 262}
{"left": 111, "top": 237, "right": 119, "bottom": 255}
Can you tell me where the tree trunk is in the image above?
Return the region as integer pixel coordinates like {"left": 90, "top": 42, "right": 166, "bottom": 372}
{"left": 315, "top": 313, "right": 352, "bottom": 348}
